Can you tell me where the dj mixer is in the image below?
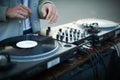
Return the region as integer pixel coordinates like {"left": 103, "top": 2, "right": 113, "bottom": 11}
{"left": 0, "top": 18, "right": 120, "bottom": 80}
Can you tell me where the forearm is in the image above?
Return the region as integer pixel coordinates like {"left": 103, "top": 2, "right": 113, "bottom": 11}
{"left": 0, "top": 6, "right": 8, "bottom": 21}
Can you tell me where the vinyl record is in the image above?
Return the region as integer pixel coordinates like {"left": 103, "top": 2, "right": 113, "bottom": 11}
{"left": 76, "top": 18, "right": 119, "bottom": 29}
{"left": 0, "top": 35, "right": 59, "bottom": 62}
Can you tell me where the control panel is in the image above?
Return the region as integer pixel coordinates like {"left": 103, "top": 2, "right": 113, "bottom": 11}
{"left": 41, "top": 22, "right": 92, "bottom": 45}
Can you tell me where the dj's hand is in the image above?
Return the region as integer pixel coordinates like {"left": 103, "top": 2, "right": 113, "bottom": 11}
{"left": 41, "top": 3, "right": 58, "bottom": 24}
{"left": 6, "top": 4, "right": 32, "bottom": 19}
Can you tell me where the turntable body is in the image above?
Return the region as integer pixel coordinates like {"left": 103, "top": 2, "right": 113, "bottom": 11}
{"left": 0, "top": 35, "right": 77, "bottom": 80}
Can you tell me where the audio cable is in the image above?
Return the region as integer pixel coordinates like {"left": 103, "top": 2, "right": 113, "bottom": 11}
{"left": 79, "top": 44, "right": 99, "bottom": 80}
{"left": 104, "top": 41, "right": 120, "bottom": 80}
{"left": 84, "top": 42, "right": 107, "bottom": 80}
{"left": 105, "top": 41, "right": 120, "bottom": 57}
{"left": 92, "top": 46, "right": 108, "bottom": 80}
{"left": 87, "top": 47, "right": 100, "bottom": 80}
{"left": 112, "top": 42, "right": 120, "bottom": 56}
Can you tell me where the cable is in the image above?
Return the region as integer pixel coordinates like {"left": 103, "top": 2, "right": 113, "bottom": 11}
{"left": 92, "top": 45, "right": 107, "bottom": 70}
{"left": 92, "top": 46, "right": 108, "bottom": 80}
{"left": 104, "top": 41, "right": 120, "bottom": 80}
{"left": 84, "top": 43, "right": 108, "bottom": 80}
{"left": 92, "top": 41, "right": 120, "bottom": 80}
{"left": 86, "top": 48, "right": 100, "bottom": 80}
{"left": 105, "top": 41, "right": 120, "bottom": 57}
{"left": 80, "top": 45, "right": 99, "bottom": 80}
{"left": 112, "top": 42, "right": 120, "bottom": 56}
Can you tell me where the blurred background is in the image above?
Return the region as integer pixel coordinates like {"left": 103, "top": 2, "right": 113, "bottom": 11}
{"left": 40, "top": 0, "right": 120, "bottom": 29}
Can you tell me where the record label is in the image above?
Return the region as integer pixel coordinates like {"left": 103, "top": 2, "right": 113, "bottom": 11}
{"left": 16, "top": 40, "right": 38, "bottom": 48}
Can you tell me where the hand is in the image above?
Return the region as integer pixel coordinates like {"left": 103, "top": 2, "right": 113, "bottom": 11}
{"left": 41, "top": 3, "right": 58, "bottom": 24}
{"left": 6, "top": 4, "right": 32, "bottom": 19}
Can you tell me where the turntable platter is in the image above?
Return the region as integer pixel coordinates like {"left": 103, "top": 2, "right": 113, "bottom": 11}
{"left": 0, "top": 35, "right": 59, "bottom": 62}
{"left": 76, "top": 18, "right": 119, "bottom": 29}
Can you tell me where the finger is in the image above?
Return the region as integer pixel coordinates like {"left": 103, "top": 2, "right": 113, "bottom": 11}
{"left": 48, "top": 7, "right": 56, "bottom": 23}
{"left": 48, "top": 6, "right": 58, "bottom": 23}
{"left": 18, "top": 6, "right": 28, "bottom": 14}
{"left": 50, "top": 11, "right": 58, "bottom": 23}
{"left": 15, "top": 13, "right": 26, "bottom": 19}
{"left": 19, "top": 4, "right": 32, "bottom": 14}
{"left": 17, "top": 4, "right": 31, "bottom": 17}
{"left": 17, "top": 10, "right": 29, "bottom": 18}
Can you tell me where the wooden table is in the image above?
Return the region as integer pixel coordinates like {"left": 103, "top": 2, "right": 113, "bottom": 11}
{"left": 33, "top": 37, "right": 120, "bottom": 80}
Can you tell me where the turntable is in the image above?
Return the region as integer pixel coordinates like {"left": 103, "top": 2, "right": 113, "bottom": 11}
{"left": 0, "top": 34, "right": 77, "bottom": 80}
{"left": 76, "top": 18, "right": 119, "bottom": 29}
{"left": 76, "top": 18, "right": 120, "bottom": 46}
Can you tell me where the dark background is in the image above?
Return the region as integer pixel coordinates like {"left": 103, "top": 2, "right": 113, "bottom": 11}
{"left": 40, "top": 0, "right": 120, "bottom": 28}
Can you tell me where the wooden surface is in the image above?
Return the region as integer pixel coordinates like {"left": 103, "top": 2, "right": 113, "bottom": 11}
{"left": 34, "top": 37, "right": 120, "bottom": 80}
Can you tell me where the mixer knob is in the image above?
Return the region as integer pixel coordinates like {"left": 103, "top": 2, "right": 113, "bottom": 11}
{"left": 59, "top": 28, "right": 62, "bottom": 32}
{"left": 74, "top": 29, "right": 77, "bottom": 33}
{"left": 77, "top": 32, "right": 80, "bottom": 35}
{"left": 77, "top": 34, "right": 80, "bottom": 40}
{"left": 70, "top": 33, "right": 72, "bottom": 38}
{"left": 77, "top": 32, "right": 80, "bottom": 39}
{"left": 74, "top": 36, "right": 77, "bottom": 41}
{"left": 70, "top": 28, "right": 73, "bottom": 33}
{"left": 77, "top": 30, "right": 80, "bottom": 35}
{"left": 66, "top": 33, "right": 68, "bottom": 37}
{"left": 62, "top": 32, "right": 64, "bottom": 36}
{"left": 46, "top": 30, "right": 49, "bottom": 36}
{"left": 65, "top": 30, "right": 68, "bottom": 37}
{"left": 73, "top": 30, "right": 77, "bottom": 34}
{"left": 65, "top": 37, "right": 68, "bottom": 43}
{"left": 56, "top": 34, "right": 59, "bottom": 40}
{"left": 78, "top": 30, "right": 80, "bottom": 34}
{"left": 70, "top": 37, "right": 72, "bottom": 41}
{"left": 47, "top": 27, "right": 51, "bottom": 31}
{"left": 73, "top": 31, "right": 76, "bottom": 36}
{"left": 60, "top": 35, "right": 64, "bottom": 41}
{"left": 46, "top": 27, "right": 51, "bottom": 36}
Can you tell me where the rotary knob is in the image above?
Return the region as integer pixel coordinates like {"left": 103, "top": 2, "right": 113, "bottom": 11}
{"left": 46, "top": 27, "right": 51, "bottom": 36}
